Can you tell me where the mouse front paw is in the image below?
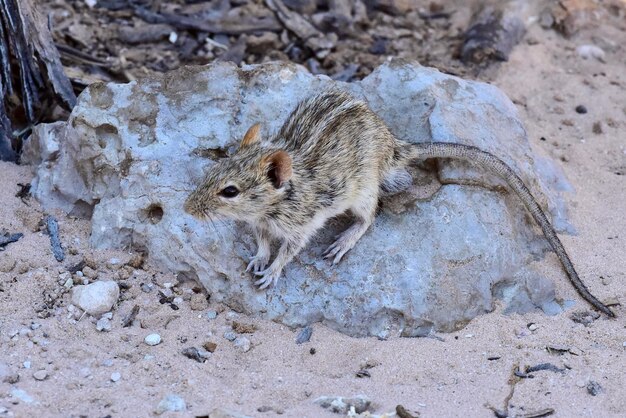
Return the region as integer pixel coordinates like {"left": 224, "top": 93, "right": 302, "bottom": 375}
{"left": 253, "top": 267, "right": 281, "bottom": 290}
{"left": 246, "top": 254, "right": 269, "bottom": 274}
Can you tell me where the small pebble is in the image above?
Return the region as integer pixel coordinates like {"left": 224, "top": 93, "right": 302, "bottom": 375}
{"left": 587, "top": 381, "right": 602, "bottom": 396}
{"left": 234, "top": 336, "right": 251, "bottom": 352}
{"left": 296, "top": 326, "right": 313, "bottom": 344}
{"left": 190, "top": 293, "right": 209, "bottom": 311}
{"left": 206, "top": 310, "right": 218, "bottom": 319}
{"left": 156, "top": 394, "right": 186, "bottom": 415}
{"left": 203, "top": 341, "right": 217, "bottom": 353}
{"left": 3, "top": 373, "right": 19, "bottom": 384}
{"left": 592, "top": 121, "right": 603, "bottom": 134}
{"left": 110, "top": 372, "right": 121, "bottom": 382}
{"left": 223, "top": 331, "right": 237, "bottom": 341}
{"left": 575, "top": 105, "right": 587, "bottom": 114}
{"left": 96, "top": 317, "right": 112, "bottom": 332}
{"left": 181, "top": 347, "right": 209, "bottom": 363}
{"left": 82, "top": 266, "right": 98, "bottom": 279}
{"left": 23, "top": 361, "right": 31, "bottom": 369}
{"left": 528, "top": 323, "right": 538, "bottom": 331}
{"left": 33, "top": 370, "right": 48, "bottom": 381}
{"left": 30, "top": 322, "right": 41, "bottom": 330}
{"left": 576, "top": 44, "right": 606, "bottom": 62}
{"left": 145, "top": 333, "right": 162, "bottom": 346}
{"left": 140, "top": 283, "right": 154, "bottom": 293}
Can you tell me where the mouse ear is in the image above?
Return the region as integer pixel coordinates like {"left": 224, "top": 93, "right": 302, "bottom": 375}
{"left": 240, "top": 123, "right": 261, "bottom": 148}
{"left": 263, "top": 150, "right": 292, "bottom": 188}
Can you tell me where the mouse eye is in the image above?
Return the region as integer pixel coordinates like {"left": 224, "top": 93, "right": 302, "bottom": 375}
{"left": 219, "top": 186, "right": 239, "bottom": 198}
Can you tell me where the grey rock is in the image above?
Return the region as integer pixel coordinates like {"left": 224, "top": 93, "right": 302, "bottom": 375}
{"left": 234, "top": 336, "right": 251, "bottom": 352}
{"left": 587, "top": 381, "right": 602, "bottom": 396}
{"left": 33, "top": 370, "right": 48, "bottom": 381}
{"left": 181, "top": 346, "right": 209, "bottom": 363}
{"left": 71, "top": 281, "right": 119, "bottom": 316}
{"left": 96, "top": 317, "right": 112, "bottom": 332}
{"left": 110, "top": 372, "right": 121, "bottom": 382}
{"left": 314, "top": 395, "right": 371, "bottom": 414}
{"left": 206, "top": 310, "right": 218, "bottom": 319}
{"left": 296, "top": 326, "right": 313, "bottom": 344}
{"left": 25, "top": 60, "right": 575, "bottom": 337}
{"left": 223, "top": 331, "right": 237, "bottom": 342}
{"left": 155, "top": 394, "right": 186, "bottom": 414}
{"left": 144, "top": 333, "right": 162, "bottom": 346}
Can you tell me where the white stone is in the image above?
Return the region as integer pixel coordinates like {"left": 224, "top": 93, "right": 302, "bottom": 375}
{"left": 71, "top": 281, "right": 119, "bottom": 316}
{"left": 156, "top": 394, "right": 186, "bottom": 414}
{"left": 576, "top": 45, "right": 605, "bottom": 62}
{"left": 145, "top": 333, "right": 162, "bottom": 346}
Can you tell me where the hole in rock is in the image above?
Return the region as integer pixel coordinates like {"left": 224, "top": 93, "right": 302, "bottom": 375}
{"left": 144, "top": 204, "right": 164, "bottom": 224}
{"left": 95, "top": 124, "right": 119, "bottom": 149}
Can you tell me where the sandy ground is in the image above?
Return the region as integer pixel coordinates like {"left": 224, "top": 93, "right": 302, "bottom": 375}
{"left": 1, "top": 14, "right": 625, "bottom": 418}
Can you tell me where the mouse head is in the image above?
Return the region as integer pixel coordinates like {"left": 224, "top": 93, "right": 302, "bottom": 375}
{"left": 184, "top": 123, "right": 293, "bottom": 223}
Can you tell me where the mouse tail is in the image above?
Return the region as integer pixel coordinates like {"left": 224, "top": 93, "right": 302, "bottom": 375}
{"left": 406, "top": 141, "right": 614, "bottom": 317}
